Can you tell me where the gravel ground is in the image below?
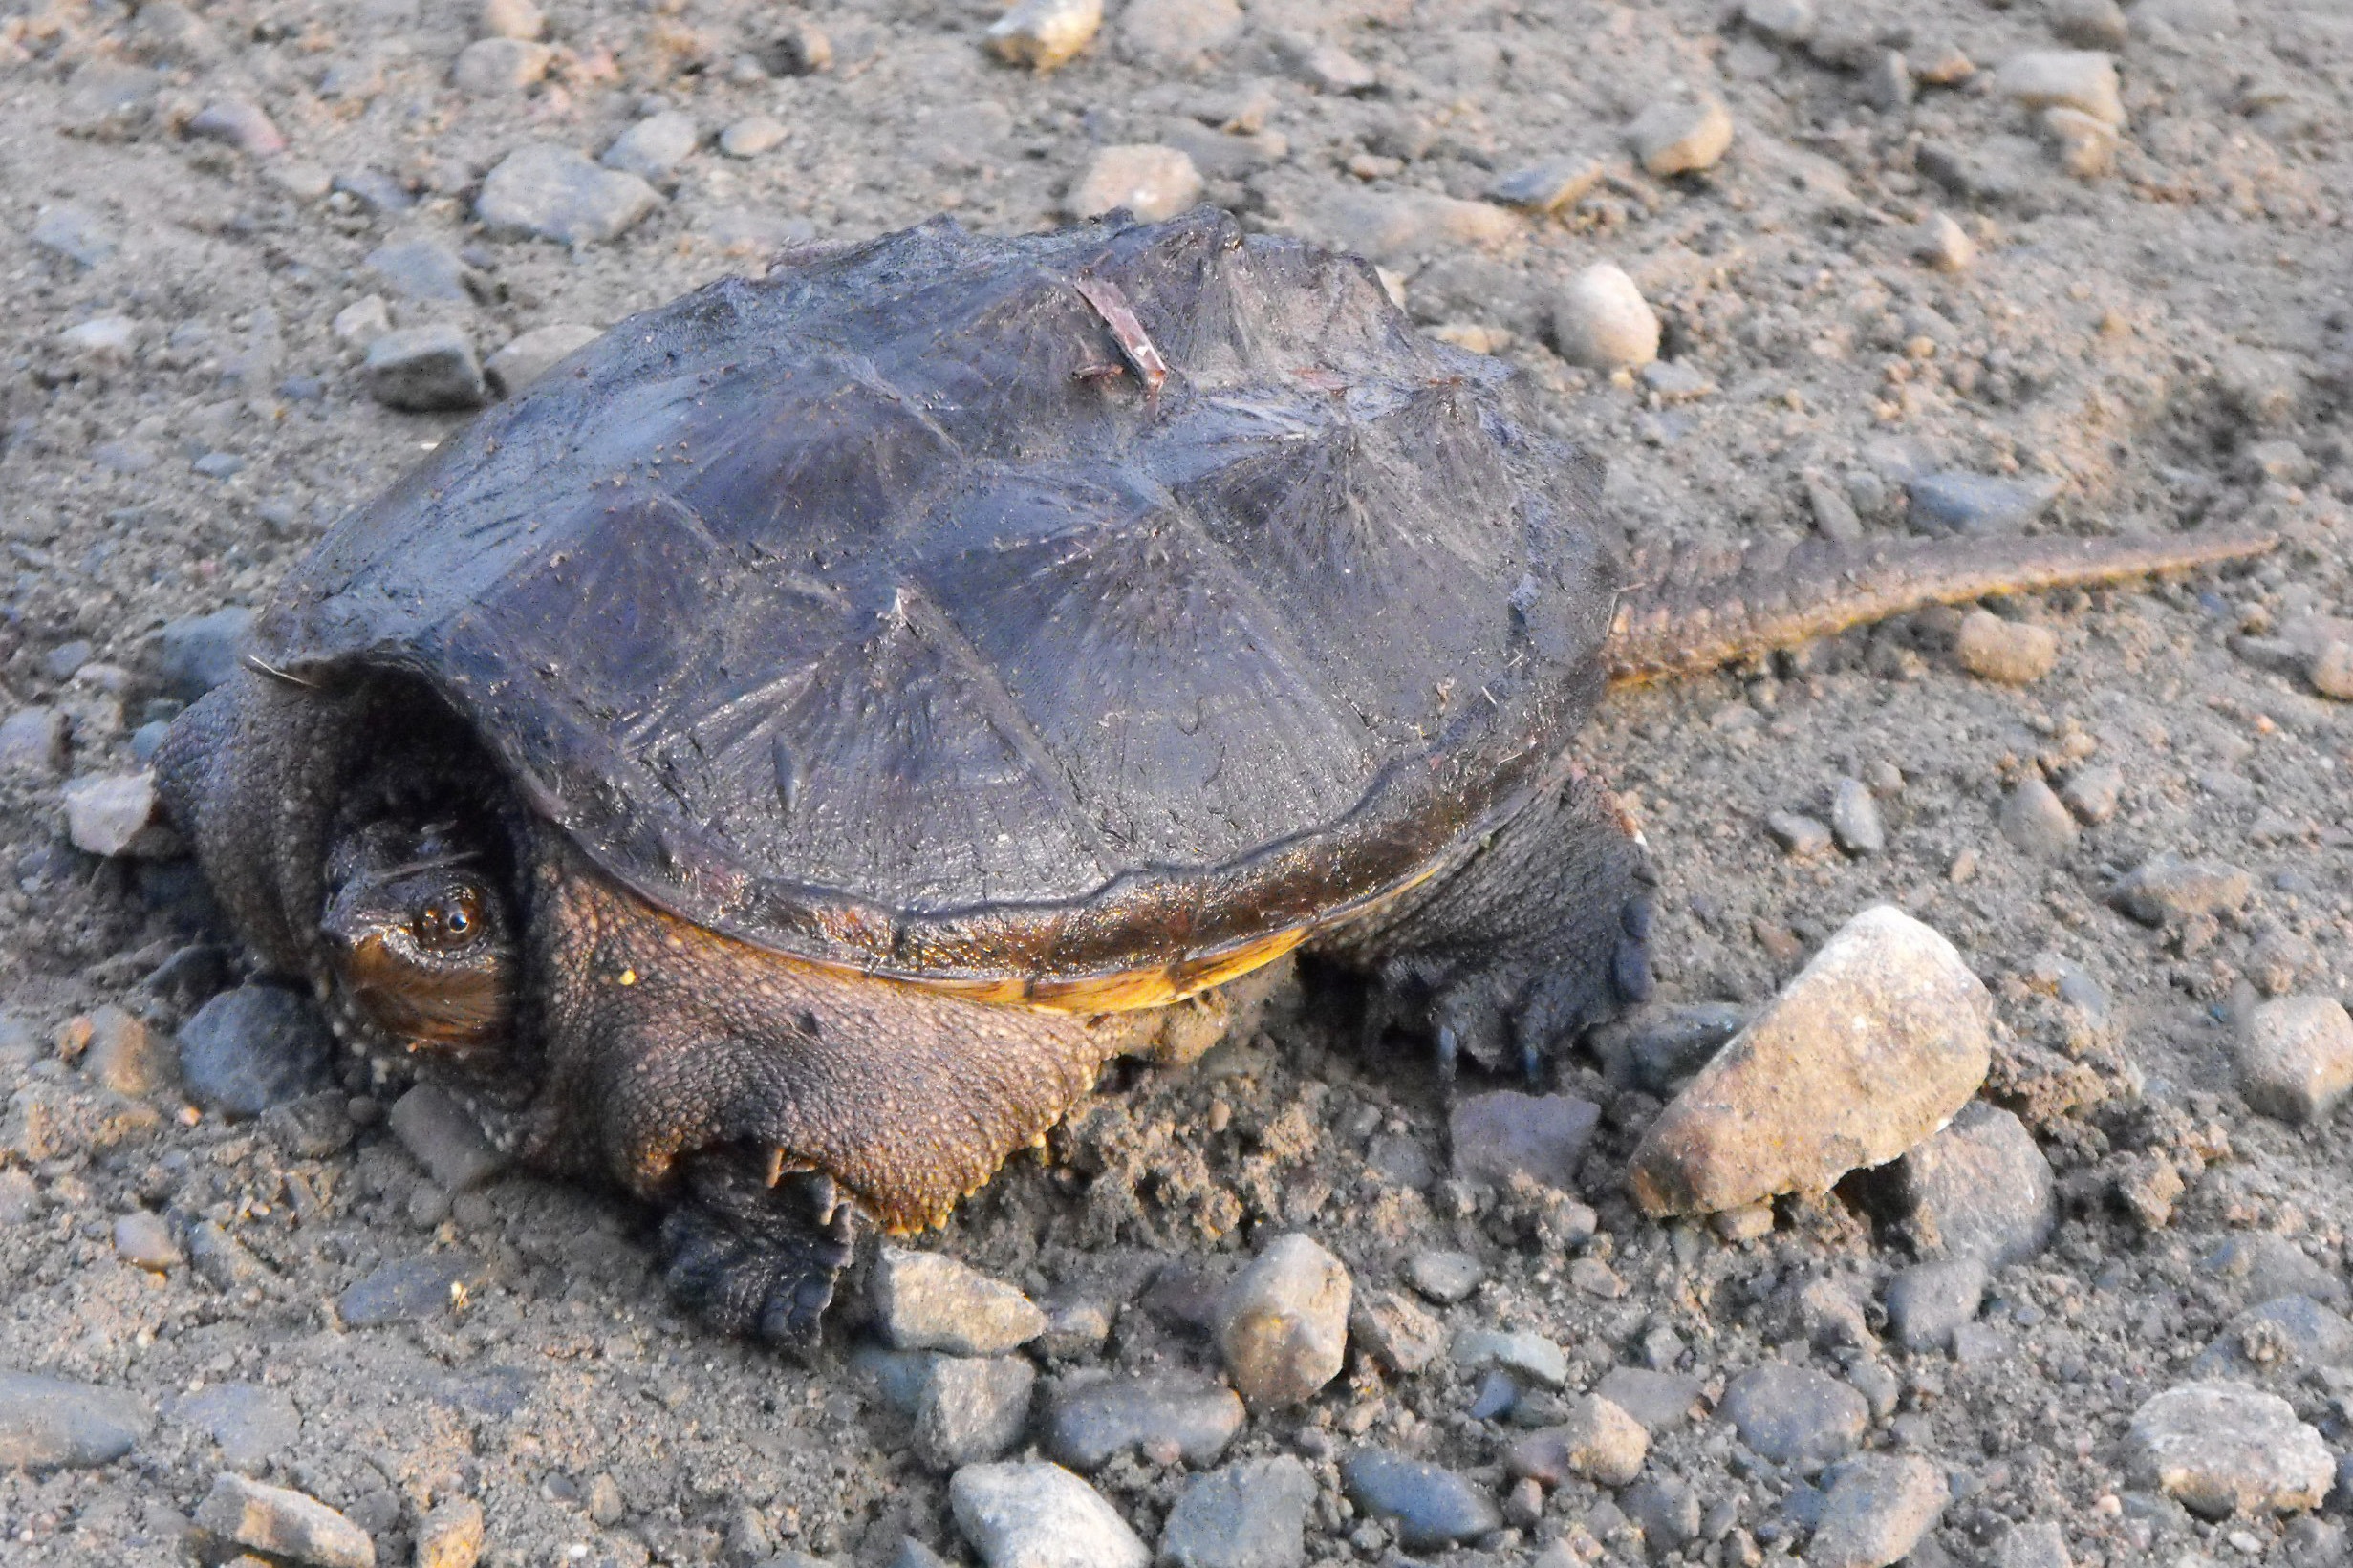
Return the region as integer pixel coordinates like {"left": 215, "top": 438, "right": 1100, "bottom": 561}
{"left": 2, "top": 0, "right": 2351, "bottom": 1564}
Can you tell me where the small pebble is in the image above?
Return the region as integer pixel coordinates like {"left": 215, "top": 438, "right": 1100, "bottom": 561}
{"left": 1157, "top": 1456, "right": 1316, "bottom": 1568}
{"left": 948, "top": 1462, "right": 1149, "bottom": 1568}
{"left": 2126, "top": 1383, "right": 2332, "bottom": 1518}
{"left": 1502, "top": 1394, "right": 1649, "bottom": 1487}
{"left": 337, "top": 1253, "right": 487, "bottom": 1328}
{"left": 0, "top": 1372, "right": 152, "bottom": 1470}
{"left": 1593, "top": 1368, "right": 1705, "bottom": 1432}
{"left": 1043, "top": 1373, "right": 1243, "bottom": 1471}
{"left": 1341, "top": 1449, "right": 1502, "bottom": 1550}
{"left": 1805, "top": 471, "right": 1865, "bottom": 541}
{"left": 1997, "top": 1521, "right": 2073, "bottom": 1568}
{"left": 362, "top": 324, "right": 484, "bottom": 414}
{"left": 1880, "top": 1103, "right": 2056, "bottom": 1268}
{"left": 1885, "top": 1257, "right": 1987, "bottom": 1351}
{"left": 1592, "top": 1003, "right": 1744, "bottom": 1094}
{"left": 1115, "top": 0, "right": 1241, "bottom": 71}
{"left": 1551, "top": 263, "right": 1658, "bottom": 370}
{"left": 718, "top": 116, "right": 787, "bottom": 159}
{"left": 1067, "top": 144, "right": 1203, "bottom": 223}
{"left": 1741, "top": 0, "right": 1815, "bottom": 44}
{"left": 984, "top": 0, "right": 1102, "bottom": 72}
{"left": 1630, "top": 907, "right": 1991, "bottom": 1216}
{"left": 1807, "top": 1454, "right": 1948, "bottom": 1568}
{"left": 1829, "top": 778, "right": 1884, "bottom": 856}
{"left": 1451, "top": 1327, "right": 1569, "bottom": 1388}
{"left": 1448, "top": 1091, "right": 1597, "bottom": 1191}
{"left": 2236, "top": 997, "right": 2353, "bottom": 1126}
{"left": 769, "top": 18, "right": 833, "bottom": 74}
{"left": 1997, "top": 50, "right": 2126, "bottom": 129}
{"left": 1639, "top": 359, "right": 1712, "bottom": 401}
{"left": 1283, "top": 37, "right": 1377, "bottom": 94}
{"left": 1348, "top": 1289, "right": 1447, "bottom": 1374}
{"left": 332, "top": 296, "right": 393, "bottom": 348}
{"left": 2000, "top": 775, "right": 2079, "bottom": 859}
{"left": 872, "top": 1246, "right": 1047, "bottom": 1355}
{"left": 388, "top": 1084, "right": 505, "bottom": 1192}
{"left": 1623, "top": 1475, "right": 1702, "bottom": 1556}
{"left": 416, "top": 1497, "right": 486, "bottom": 1568}
{"left": 0, "top": 707, "right": 68, "bottom": 777}
{"left": 2191, "top": 1294, "right": 2353, "bottom": 1381}
{"left": 1216, "top": 1233, "right": 1350, "bottom": 1409}
{"left": 65, "top": 771, "right": 176, "bottom": 857}
{"left": 186, "top": 98, "right": 286, "bottom": 157}
{"left": 478, "top": 0, "right": 543, "bottom": 40}
{"left": 450, "top": 36, "right": 551, "bottom": 96}
{"left": 1907, "top": 472, "right": 2062, "bottom": 535}
{"left": 195, "top": 1473, "right": 376, "bottom": 1568}
{"left": 114, "top": 1210, "right": 182, "bottom": 1271}
{"left": 2059, "top": 763, "right": 2122, "bottom": 824}
{"left": 914, "top": 1355, "right": 1036, "bottom": 1472}
{"left": 364, "top": 236, "right": 472, "bottom": 304}
{"left": 2110, "top": 854, "right": 2252, "bottom": 926}
{"left": 1860, "top": 51, "right": 1915, "bottom": 112}
{"left": 2050, "top": 0, "right": 2128, "bottom": 50}
{"left": 602, "top": 112, "right": 700, "bottom": 181}
{"left": 1720, "top": 1364, "right": 1868, "bottom": 1470}
{"left": 1468, "top": 1370, "right": 1519, "bottom": 1420}
{"left": 2041, "top": 106, "right": 2119, "bottom": 178}
{"left": 32, "top": 203, "right": 119, "bottom": 267}
{"left": 476, "top": 144, "right": 659, "bottom": 246}
{"left": 1485, "top": 154, "right": 1605, "bottom": 213}
{"left": 178, "top": 1383, "right": 301, "bottom": 1473}
{"left": 1626, "top": 97, "right": 1735, "bottom": 177}
{"left": 2306, "top": 641, "right": 2353, "bottom": 700}
{"left": 1405, "top": 1249, "right": 1485, "bottom": 1304}
{"left": 485, "top": 322, "right": 601, "bottom": 396}
{"left": 2201, "top": 1232, "right": 2345, "bottom": 1309}
{"left": 1911, "top": 212, "right": 1976, "bottom": 271}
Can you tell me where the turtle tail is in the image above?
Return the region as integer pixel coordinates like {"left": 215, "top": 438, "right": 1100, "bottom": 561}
{"left": 1601, "top": 527, "right": 2277, "bottom": 685}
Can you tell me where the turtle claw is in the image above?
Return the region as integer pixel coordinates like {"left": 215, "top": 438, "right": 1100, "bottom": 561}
{"left": 658, "top": 1151, "right": 855, "bottom": 1356}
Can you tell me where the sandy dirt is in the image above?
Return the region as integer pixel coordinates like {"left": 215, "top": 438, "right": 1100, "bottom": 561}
{"left": 1, "top": 0, "right": 2349, "bottom": 1562}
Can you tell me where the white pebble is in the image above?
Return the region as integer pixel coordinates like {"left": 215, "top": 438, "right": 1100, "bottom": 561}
{"left": 1550, "top": 264, "right": 1658, "bottom": 371}
{"left": 984, "top": 0, "right": 1102, "bottom": 73}
{"left": 1066, "top": 144, "right": 1202, "bottom": 223}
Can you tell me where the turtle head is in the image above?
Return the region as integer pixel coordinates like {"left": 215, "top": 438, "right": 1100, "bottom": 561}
{"left": 322, "top": 820, "right": 518, "bottom": 1058}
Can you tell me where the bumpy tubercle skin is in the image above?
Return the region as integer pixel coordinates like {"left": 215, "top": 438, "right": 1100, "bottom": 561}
{"left": 157, "top": 521, "right": 2271, "bottom": 1346}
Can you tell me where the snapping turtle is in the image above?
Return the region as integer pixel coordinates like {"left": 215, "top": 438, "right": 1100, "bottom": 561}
{"left": 157, "top": 210, "right": 2265, "bottom": 1349}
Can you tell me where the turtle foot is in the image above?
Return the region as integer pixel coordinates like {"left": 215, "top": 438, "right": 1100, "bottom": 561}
{"left": 658, "top": 1150, "right": 856, "bottom": 1355}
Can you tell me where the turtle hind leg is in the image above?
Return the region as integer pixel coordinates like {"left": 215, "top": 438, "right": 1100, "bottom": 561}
{"left": 657, "top": 1154, "right": 855, "bottom": 1355}
{"left": 1317, "top": 761, "right": 1655, "bottom": 1080}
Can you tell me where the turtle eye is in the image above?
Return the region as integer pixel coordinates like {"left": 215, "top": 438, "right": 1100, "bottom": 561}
{"left": 413, "top": 889, "right": 483, "bottom": 953}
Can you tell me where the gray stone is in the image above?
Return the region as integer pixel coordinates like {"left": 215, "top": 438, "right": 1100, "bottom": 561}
{"left": 334, "top": 169, "right": 415, "bottom": 214}
{"left": 115, "top": 1210, "right": 182, "bottom": 1270}
{"left": 363, "top": 326, "right": 486, "bottom": 412}
{"left": 1997, "top": 50, "right": 2125, "bottom": 128}
{"left": 2200, "top": 1234, "right": 2345, "bottom": 1309}
{"left": 1593, "top": 1367, "right": 1705, "bottom": 1432}
{"left": 364, "top": 237, "right": 473, "bottom": 303}
{"left": 1502, "top": 1395, "right": 1649, "bottom": 1487}
{"left": 1348, "top": 1289, "right": 1446, "bottom": 1375}
{"left": 177, "top": 1383, "right": 301, "bottom": 1471}
{"left": 1036, "top": 1296, "right": 1112, "bottom": 1361}
{"left": 2126, "top": 1383, "right": 2332, "bottom": 1518}
{"left": 1215, "top": 1233, "right": 1349, "bottom": 1409}
{"left": 1485, "top": 155, "right": 1605, "bottom": 213}
{"left": 2051, "top": 0, "right": 2128, "bottom": 50}
{"left": 0, "top": 707, "right": 67, "bottom": 777}
{"left": 0, "top": 1371, "right": 152, "bottom": 1470}
{"left": 1882, "top": 1102, "right": 2056, "bottom": 1268}
{"left": 159, "top": 608, "right": 254, "bottom": 700}
{"left": 1742, "top": 0, "right": 1815, "bottom": 43}
{"left": 1451, "top": 1327, "right": 1568, "bottom": 1388}
{"left": 872, "top": 1247, "right": 1047, "bottom": 1354}
{"left": 1627, "top": 97, "right": 1734, "bottom": 176}
{"left": 178, "top": 986, "right": 333, "bottom": 1118}
{"left": 1315, "top": 191, "right": 1517, "bottom": 265}
{"left": 333, "top": 296, "right": 393, "bottom": 348}
{"left": 195, "top": 1472, "right": 377, "bottom": 1568}
{"left": 2191, "top": 1295, "right": 2353, "bottom": 1382}
{"left": 2000, "top": 775, "right": 2079, "bottom": 859}
{"left": 61, "top": 315, "right": 138, "bottom": 359}
{"left": 1912, "top": 212, "right": 1977, "bottom": 271}
{"left": 2060, "top": 763, "right": 2123, "bottom": 823}
{"left": 2308, "top": 641, "right": 2353, "bottom": 701}
{"left": 1621, "top": 1474, "right": 1702, "bottom": 1555}
{"left": 338, "top": 1254, "right": 488, "bottom": 1327}
{"left": 1807, "top": 1454, "right": 1947, "bottom": 1568}
{"left": 65, "top": 771, "right": 177, "bottom": 857}
{"left": 1043, "top": 1372, "right": 1241, "bottom": 1471}
{"left": 451, "top": 36, "right": 551, "bottom": 96}
{"left": 1861, "top": 50, "right": 1915, "bottom": 111}
{"left": 1067, "top": 144, "right": 1202, "bottom": 223}
{"left": 2237, "top": 998, "right": 2353, "bottom": 1125}
{"left": 477, "top": 144, "right": 659, "bottom": 245}
{"left": 1997, "top": 1521, "right": 2072, "bottom": 1568}
{"left": 984, "top": 0, "right": 1102, "bottom": 72}
{"left": 188, "top": 1221, "right": 266, "bottom": 1290}
{"left": 948, "top": 1461, "right": 1148, "bottom": 1568}
{"left": 187, "top": 98, "right": 287, "bottom": 157}
{"left": 1630, "top": 907, "right": 1991, "bottom": 1216}
{"left": 1277, "top": 35, "right": 1376, "bottom": 93}
{"left": 389, "top": 1084, "right": 505, "bottom": 1192}
{"left": 1806, "top": 470, "right": 1866, "bottom": 541}
{"left": 1341, "top": 1449, "right": 1502, "bottom": 1550}
{"left": 1158, "top": 1455, "right": 1315, "bottom": 1568}
{"left": 718, "top": 117, "right": 787, "bottom": 159}
{"left": 602, "top": 112, "right": 699, "bottom": 181}
{"left": 1593, "top": 1004, "right": 1746, "bottom": 1094}
{"left": 485, "top": 322, "right": 601, "bottom": 396}
{"left": 1551, "top": 263, "right": 1658, "bottom": 370}
{"left": 1956, "top": 610, "right": 2060, "bottom": 685}
{"left": 1885, "top": 1258, "right": 1987, "bottom": 1351}
{"left": 1830, "top": 778, "right": 1885, "bottom": 856}
{"left": 1448, "top": 1091, "right": 1598, "bottom": 1191}
{"left": 1766, "top": 810, "right": 1832, "bottom": 858}
{"left": 1114, "top": 0, "right": 1241, "bottom": 69}
{"left": 2111, "top": 855, "right": 2253, "bottom": 926}
{"left": 1404, "top": 1249, "right": 1484, "bottom": 1304}
{"left": 914, "top": 1355, "right": 1036, "bottom": 1472}
{"left": 32, "top": 204, "right": 118, "bottom": 268}
{"left": 2137, "top": 0, "right": 2238, "bottom": 32}
{"left": 1719, "top": 1364, "right": 1867, "bottom": 1470}
{"left": 1907, "top": 472, "right": 2062, "bottom": 535}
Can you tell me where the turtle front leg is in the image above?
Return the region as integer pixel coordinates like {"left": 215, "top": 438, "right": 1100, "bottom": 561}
{"left": 1317, "top": 760, "right": 1656, "bottom": 1080}
{"left": 658, "top": 1156, "right": 855, "bottom": 1352}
